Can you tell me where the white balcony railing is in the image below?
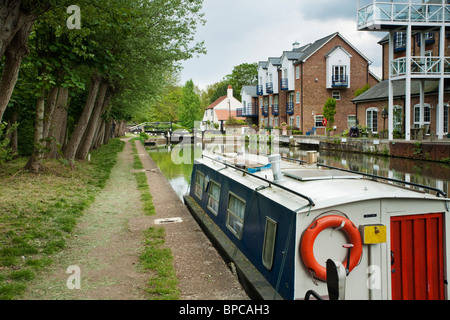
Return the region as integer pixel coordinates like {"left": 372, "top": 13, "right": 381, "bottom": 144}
{"left": 390, "top": 56, "right": 450, "bottom": 77}
{"left": 358, "top": 1, "right": 450, "bottom": 28}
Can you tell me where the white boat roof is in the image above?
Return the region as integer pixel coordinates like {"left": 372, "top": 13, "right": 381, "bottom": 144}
{"left": 196, "top": 152, "right": 449, "bottom": 213}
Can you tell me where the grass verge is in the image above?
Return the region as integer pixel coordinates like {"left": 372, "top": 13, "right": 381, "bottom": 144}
{"left": 131, "top": 139, "right": 180, "bottom": 300}
{"left": 0, "top": 139, "right": 124, "bottom": 300}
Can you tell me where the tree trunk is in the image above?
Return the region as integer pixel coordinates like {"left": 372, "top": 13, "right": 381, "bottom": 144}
{"left": 0, "top": 17, "right": 34, "bottom": 123}
{"left": 63, "top": 72, "right": 101, "bottom": 165}
{"left": 47, "top": 87, "right": 69, "bottom": 159}
{"left": 25, "top": 87, "right": 46, "bottom": 173}
{"left": 76, "top": 79, "right": 109, "bottom": 160}
{"left": 43, "top": 86, "right": 59, "bottom": 139}
{"left": 103, "top": 119, "right": 113, "bottom": 145}
{"left": 0, "top": 0, "right": 23, "bottom": 59}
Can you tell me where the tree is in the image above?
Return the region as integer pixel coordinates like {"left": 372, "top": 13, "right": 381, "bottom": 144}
{"left": 180, "top": 79, "right": 202, "bottom": 129}
{"left": 323, "top": 98, "right": 336, "bottom": 136}
{"left": 0, "top": 0, "right": 51, "bottom": 123}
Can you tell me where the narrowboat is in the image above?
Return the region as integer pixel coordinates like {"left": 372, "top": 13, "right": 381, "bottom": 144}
{"left": 183, "top": 150, "right": 450, "bottom": 300}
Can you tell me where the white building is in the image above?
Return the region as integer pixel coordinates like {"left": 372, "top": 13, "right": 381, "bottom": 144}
{"left": 203, "top": 85, "right": 243, "bottom": 128}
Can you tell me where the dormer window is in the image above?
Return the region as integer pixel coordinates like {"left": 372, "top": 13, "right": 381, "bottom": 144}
{"left": 332, "top": 65, "right": 348, "bottom": 88}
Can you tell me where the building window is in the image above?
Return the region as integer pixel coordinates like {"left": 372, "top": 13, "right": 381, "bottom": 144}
{"left": 207, "top": 181, "right": 221, "bottom": 215}
{"left": 262, "top": 217, "right": 277, "bottom": 270}
{"left": 296, "top": 91, "right": 300, "bottom": 104}
{"left": 227, "top": 193, "right": 246, "bottom": 239}
{"left": 315, "top": 115, "right": 325, "bottom": 128}
{"left": 347, "top": 115, "right": 357, "bottom": 128}
{"left": 296, "top": 116, "right": 300, "bottom": 129}
{"left": 295, "top": 66, "right": 300, "bottom": 79}
{"left": 394, "top": 32, "right": 406, "bottom": 51}
{"left": 195, "top": 171, "right": 204, "bottom": 199}
{"left": 289, "top": 116, "right": 294, "bottom": 127}
{"left": 393, "top": 105, "right": 403, "bottom": 132}
{"left": 444, "top": 104, "right": 449, "bottom": 133}
{"left": 274, "top": 117, "right": 278, "bottom": 127}
{"left": 332, "top": 91, "right": 341, "bottom": 100}
{"left": 414, "top": 104, "right": 431, "bottom": 128}
{"left": 366, "top": 108, "right": 378, "bottom": 133}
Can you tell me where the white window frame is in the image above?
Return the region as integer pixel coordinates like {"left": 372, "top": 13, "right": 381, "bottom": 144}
{"left": 226, "top": 192, "right": 246, "bottom": 239}
{"left": 296, "top": 91, "right": 300, "bottom": 104}
{"left": 262, "top": 217, "right": 277, "bottom": 270}
{"left": 295, "top": 66, "right": 300, "bottom": 79}
{"left": 366, "top": 107, "right": 379, "bottom": 133}
{"left": 207, "top": 180, "right": 221, "bottom": 216}
{"left": 195, "top": 171, "right": 205, "bottom": 199}
{"left": 315, "top": 115, "right": 325, "bottom": 128}
{"left": 347, "top": 115, "right": 356, "bottom": 128}
{"left": 332, "top": 90, "right": 341, "bottom": 100}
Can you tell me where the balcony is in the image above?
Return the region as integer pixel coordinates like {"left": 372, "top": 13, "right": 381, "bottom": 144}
{"left": 262, "top": 105, "right": 269, "bottom": 116}
{"left": 272, "top": 104, "right": 279, "bottom": 116}
{"left": 257, "top": 85, "right": 264, "bottom": 96}
{"left": 236, "top": 108, "right": 243, "bottom": 117}
{"left": 357, "top": 1, "right": 450, "bottom": 30}
{"left": 243, "top": 103, "right": 259, "bottom": 117}
{"left": 281, "top": 78, "right": 289, "bottom": 91}
{"left": 390, "top": 56, "right": 450, "bottom": 77}
{"left": 286, "top": 102, "right": 294, "bottom": 115}
{"left": 266, "top": 82, "right": 274, "bottom": 94}
{"left": 332, "top": 75, "right": 349, "bottom": 88}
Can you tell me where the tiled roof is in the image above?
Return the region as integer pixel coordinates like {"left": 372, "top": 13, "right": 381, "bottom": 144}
{"left": 215, "top": 110, "right": 246, "bottom": 122}
{"left": 205, "top": 96, "right": 227, "bottom": 110}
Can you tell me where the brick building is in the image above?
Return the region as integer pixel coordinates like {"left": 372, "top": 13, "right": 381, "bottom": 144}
{"left": 353, "top": 30, "right": 450, "bottom": 139}
{"left": 356, "top": 0, "right": 450, "bottom": 140}
{"left": 249, "top": 32, "right": 379, "bottom": 135}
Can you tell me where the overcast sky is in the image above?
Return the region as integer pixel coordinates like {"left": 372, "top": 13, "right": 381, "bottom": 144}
{"left": 180, "top": 0, "right": 386, "bottom": 90}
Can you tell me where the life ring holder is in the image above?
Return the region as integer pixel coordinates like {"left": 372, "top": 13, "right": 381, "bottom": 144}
{"left": 300, "top": 214, "right": 363, "bottom": 282}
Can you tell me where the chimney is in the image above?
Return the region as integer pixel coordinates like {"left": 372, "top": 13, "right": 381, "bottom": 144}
{"left": 293, "top": 41, "right": 300, "bottom": 50}
{"left": 227, "top": 85, "right": 233, "bottom": 100}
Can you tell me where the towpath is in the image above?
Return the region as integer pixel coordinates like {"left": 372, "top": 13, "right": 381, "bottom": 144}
{"left": 22, "top": 137, "right": 248, "bottom": 300}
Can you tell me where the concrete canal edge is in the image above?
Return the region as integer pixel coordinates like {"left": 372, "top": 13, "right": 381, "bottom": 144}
{"left": 134, "top": 140, "right": 249, "bottom": 300}
{"left": 279, "top": 135, "right": 450, "bottom": 162}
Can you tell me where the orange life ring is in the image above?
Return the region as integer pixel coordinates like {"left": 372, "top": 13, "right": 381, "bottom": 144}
{"left": 300, "top": 215, "right": 362, "bottom": 282}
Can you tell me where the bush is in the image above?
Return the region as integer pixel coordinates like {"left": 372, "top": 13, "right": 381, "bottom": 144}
{"left": 0, "top": 122, "right": 17, "bottom": 164}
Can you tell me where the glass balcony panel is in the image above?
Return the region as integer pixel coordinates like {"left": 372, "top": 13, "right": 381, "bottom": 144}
{"left": 393, "top": 4, "right": 409, "bottom": 20}
{"left": 378, "top": 3, "right": 393, "bottom": 21}
{"left": 281, "top": 78, "right": 288, "bottom": 91}
{"left": 411, "top": 5, "right": 427, "bottom": 21}
{"left": 257, "top": 85, "right": 263, "bottom": 96}
{"left": 428, "top": 5, "right": 443, "bottom": 21}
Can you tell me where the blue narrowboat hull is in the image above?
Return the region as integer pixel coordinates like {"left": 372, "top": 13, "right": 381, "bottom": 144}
{"left": 184, "top": 162, "right": 297, "bottom": 300}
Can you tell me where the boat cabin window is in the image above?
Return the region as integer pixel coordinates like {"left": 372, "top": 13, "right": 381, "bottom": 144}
{"left": 207, "top": 181, "right": 221, "bottom": 215}
{"left": 195, "top": 171, "right": 205, "bottom": 199}
{"left": 226, "top": 193, "right": 246, "bottom": 239}
{"left": 262, "top": 218, "right": 277, "bottom": 270}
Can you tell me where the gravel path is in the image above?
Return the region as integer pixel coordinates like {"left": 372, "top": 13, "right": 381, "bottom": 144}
{"left": 22, "top": 138, "right": 248, "bottom": 300}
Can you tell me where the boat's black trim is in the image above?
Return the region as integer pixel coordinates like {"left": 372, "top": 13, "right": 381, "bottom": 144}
{"left": 317, "top": 163, "right": 447, "bottom": 198}
{"left": 281, "top": 156, "right": 308, "bottom": 164}
{"left": 202, "top": 154, "right": 316, "bottom": 207}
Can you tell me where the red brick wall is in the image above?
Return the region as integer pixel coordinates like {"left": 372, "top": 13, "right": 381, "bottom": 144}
{"left": 295, "top": 34, "right": 375, "bottom": 135}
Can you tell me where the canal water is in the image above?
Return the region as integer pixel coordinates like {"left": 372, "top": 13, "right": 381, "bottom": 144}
{"left": 148, "top": 144, "right": 450, "bottom": 201}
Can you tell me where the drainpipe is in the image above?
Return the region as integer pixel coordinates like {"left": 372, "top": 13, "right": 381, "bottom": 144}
{"left": 301, "top": 62, "right": 304, "bottom": 133}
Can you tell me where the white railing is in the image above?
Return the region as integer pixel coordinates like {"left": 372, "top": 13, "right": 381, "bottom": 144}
{"left": 358, "top": 1, "right": 450, "bottom": 27}
{"left": 390, "top": 56, "right": 450, "bottom": 77}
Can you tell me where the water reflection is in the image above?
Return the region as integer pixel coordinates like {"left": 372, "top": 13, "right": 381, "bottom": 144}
{"left": 148, "top": 144, "right": 450, "bottom": 201}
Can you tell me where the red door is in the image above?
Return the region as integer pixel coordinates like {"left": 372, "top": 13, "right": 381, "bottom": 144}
{"left": 391, "top": 213, "right": 445, "bottom": 300}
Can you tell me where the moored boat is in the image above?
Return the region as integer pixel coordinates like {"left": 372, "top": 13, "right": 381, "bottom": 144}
{"left": 183, "top": 150, "right": 450, "bottom": 300}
